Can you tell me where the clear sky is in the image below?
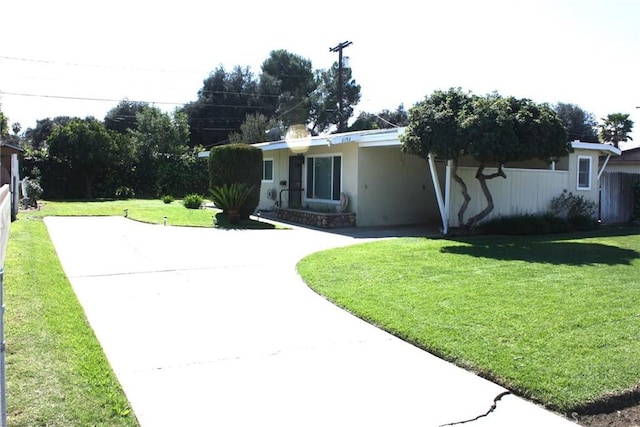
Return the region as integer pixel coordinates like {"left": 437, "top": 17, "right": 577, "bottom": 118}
{"left": 1, "top": 0, "right": 638, "bottom": 147}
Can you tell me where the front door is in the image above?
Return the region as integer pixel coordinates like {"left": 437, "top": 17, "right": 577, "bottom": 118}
{"left": 288, "top": 155, "right": 304, "bottom": 208}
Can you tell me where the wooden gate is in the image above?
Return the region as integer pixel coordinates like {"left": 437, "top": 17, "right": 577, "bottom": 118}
{"left": 600, "top": 172, "right": 639, "bottom": 224}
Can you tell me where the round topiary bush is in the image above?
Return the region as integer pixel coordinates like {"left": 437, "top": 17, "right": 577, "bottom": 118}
{"left": 209, "top": 144, "right": 262, "bottom": 218}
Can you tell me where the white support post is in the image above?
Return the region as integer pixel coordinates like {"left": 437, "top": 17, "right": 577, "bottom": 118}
{"left": 427, "top": 154, "right": 448, "bottom": 234}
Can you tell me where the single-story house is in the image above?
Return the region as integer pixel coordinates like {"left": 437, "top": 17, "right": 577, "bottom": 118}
{"left": 202, "top": 127, "right": 621, "bottom": 232}
{"left": 252, "top": 128, "right": 620, "bottom": 232}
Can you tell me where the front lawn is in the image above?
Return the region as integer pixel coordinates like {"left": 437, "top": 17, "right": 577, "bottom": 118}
{"left": 31, "top": 199, "right": 279, "bottom": 229}
{"left": 297, "top": 228, "right": 640, "bottom": 414}
{"left": 5, "top": 213, "right": 138, "bottom": 426}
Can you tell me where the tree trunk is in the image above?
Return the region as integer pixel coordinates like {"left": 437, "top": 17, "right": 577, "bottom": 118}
{"left": 83, "top": 172, "right": 94, "bottom": 199}
{"left": 452, "top": 159, "right": 471, "bottom": 232}
{"left": 466, "top": 164, "right": 507, "bottom": 230}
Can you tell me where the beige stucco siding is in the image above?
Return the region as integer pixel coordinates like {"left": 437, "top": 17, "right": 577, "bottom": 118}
{"left": 356, "top": 147, "right": 441, "bottom": 227}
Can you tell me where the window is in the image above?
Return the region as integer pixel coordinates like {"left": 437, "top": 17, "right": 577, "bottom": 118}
{"left": 262, "top": 158, "right": 273, "bottom": 182}
{"left": 306, "top": 155, "right": 342, "bottom": 201}
{"left": 577, "top": 156, "right": 591, "bottom": 190}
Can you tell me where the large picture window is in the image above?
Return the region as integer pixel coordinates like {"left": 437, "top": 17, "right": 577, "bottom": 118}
{"left": 577, "top": 156, "right": 591, "bottom": 190}
{"left": 306, "top": 155, "right": 342, "bottom": 201}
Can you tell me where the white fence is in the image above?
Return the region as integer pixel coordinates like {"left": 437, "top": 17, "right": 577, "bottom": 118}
{"left": 0, "top": 184, "right": 10, "bottom": 427}
{"left": 448, "top": 167, "right": 569, "bottom": 225}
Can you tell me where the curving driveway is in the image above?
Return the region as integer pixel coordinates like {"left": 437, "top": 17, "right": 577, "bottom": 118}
{"left": 44, "top": 216, "right": 577, "bottom": 427}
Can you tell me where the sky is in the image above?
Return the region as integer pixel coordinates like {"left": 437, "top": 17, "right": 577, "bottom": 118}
{"left": 1, "top": 0, "right": 638, "bottom": 148}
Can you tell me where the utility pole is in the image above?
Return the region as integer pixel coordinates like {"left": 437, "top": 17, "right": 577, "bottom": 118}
{"left": 329, "top": 41, "right": 352, "bottom": 132}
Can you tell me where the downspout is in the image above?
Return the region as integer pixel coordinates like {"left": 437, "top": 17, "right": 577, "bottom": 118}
{"left": 428, "top": 154, "right": 448, "bottom": 234}
{"left": 598, "top": 154, "right": 611, "bottom": 180}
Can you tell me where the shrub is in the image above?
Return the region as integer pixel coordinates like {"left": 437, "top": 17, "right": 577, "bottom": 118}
{"left": 210, "top": 183, "right": 255, "bottom": 223}
{"left": 550, "top": 190, "right": 597, "bottom": 219}
{"left": 479, "top": 213, "right": 569, "bottom": 235}
{"left": 24, "top": 178, "right": 44, "bottom": 207}
{"left": 182, "top": 193, "right": 203, "bottom": 209}
{"left": 569, "top": 214, "right": 598, "bottom": 231}
{"left": 162, "top": 195, "right": 175, "bottom": 204}
{"left": 209, "top": 144, "right": 262, "bottom": 218}
{"left": 115, "top": 186, "right": 135, "bottom": 199}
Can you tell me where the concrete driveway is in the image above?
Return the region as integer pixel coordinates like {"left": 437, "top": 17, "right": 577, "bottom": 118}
{"left": 44, "top": 216, "right": 577, "bottom": 426}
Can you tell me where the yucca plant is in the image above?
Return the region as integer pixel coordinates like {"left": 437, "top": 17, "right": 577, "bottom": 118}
{"left": 211, "top": 183, "right": 255, "bottom": 224}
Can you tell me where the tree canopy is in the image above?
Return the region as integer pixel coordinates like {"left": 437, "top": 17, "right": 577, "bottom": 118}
{"left": 47, "top": 117, "right": 133, "bottom": 199}
{"left": 401, "top": 88, "right": 569, "bottom": 231}
{"left": 554, "top": 103, "right": 598, "bottom": 143}
{"left": 349, "top": 105, "right": 408, "bottom": 131}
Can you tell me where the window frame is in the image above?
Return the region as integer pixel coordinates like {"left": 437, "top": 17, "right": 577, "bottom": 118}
{"left": 304, "top": 153, "right": 342, "bottom": 202}
{"left": 262, "top": 158, "right": 274, "bottom": 183}
{"left": 576, "top": 155, "right": 592, "bottom": 191}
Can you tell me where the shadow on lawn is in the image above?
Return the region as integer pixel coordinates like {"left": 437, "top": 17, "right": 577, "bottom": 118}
{"left": 440, "top": 240, "right": 640, "bottom": 266}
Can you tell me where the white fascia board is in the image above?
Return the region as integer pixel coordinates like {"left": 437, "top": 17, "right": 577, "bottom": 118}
{"left": 358, "top": 127, "right": 405, "bottom": 148}
{"left": 571, "top": 141, "right": 621, "bottom": 156}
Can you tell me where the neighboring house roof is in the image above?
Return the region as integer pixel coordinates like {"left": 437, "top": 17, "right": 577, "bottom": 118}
{"left": 1, "top": 140, "right": 25, "bottom": 156}
{"left": 604, "top": 146, "right": 640, "bottom": 164}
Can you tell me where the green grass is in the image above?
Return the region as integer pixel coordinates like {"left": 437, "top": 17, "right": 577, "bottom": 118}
{"left": 4, "top": 198, "right": 282, "bottom": 425}
{"left": 297, "top": 228, "right": 640, "bottom": 413}
{"left": 31, "top": 199, "right": 279, "bottom": 229}
{"left": 5, "top": 214, "right": 138, "bottom": 426}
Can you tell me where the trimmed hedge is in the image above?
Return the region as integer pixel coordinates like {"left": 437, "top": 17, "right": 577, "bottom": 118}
{"left": 209, "top": 144, "right": 262, "bottom": 218}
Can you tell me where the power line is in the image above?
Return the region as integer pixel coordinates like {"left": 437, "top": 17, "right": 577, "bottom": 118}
{"left": 0, "top": 54, "right": 201, "bottom": 74}
{"left": 0, "top": 90, "right": 276, "bottom": 109}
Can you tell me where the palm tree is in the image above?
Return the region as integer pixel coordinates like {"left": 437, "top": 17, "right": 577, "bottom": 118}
{"left": 599, "top": 113, "right": 634, "bottom": 148}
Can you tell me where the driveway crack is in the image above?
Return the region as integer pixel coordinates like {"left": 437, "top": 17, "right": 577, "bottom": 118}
{"left": 438, "top": 391, "right": 511, "bottom": 426}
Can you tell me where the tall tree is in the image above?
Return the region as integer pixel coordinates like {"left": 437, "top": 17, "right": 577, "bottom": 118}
{"left": 401, "top": 88, "right": 569, "bottom": 232}
{"left": 259, "top": 50, "right": 316, "bottom": 127}
{"left": 349, "top": 105, "right": 408, "bottom": 131}
{"left": 554, "top": 103, "right": 598, "bottom": 142}
{"left": 104, "top": 99, "right": 149, "bottom": 133}
{"left": 131, "top": 106, "right": 201, "bottom": 197}
{"left": 228, "top": 113, "right": 282, "bottom": 144}
{"left": 23, "top": 116, "right": 72, "bottom": 150}
{"left": 0, "top": 108, "right": 8, "bottom": 136}
{"left": 183, "top": 65, "right": 263, "bottom": 147}
{"left": 310, "top": 62, "right": 361, "bottom": 134}
{"left": 599, "top": 113, "right": 634, "bottom": 148}
{"left": 47, "top": 117, "right": 131, "bottom": 199}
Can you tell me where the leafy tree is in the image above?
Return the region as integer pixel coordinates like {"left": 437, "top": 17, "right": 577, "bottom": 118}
{"left": 554, "top": 103, "right": 598, "bottom": 142}
{"left": 47, "top": 117, "right": 132, "bottom": 199}
{"left": 0, "top": 108, "right": 8, "bottom": 136}
{"left": 183, "top": 65, "right": 263, "bottom": 147}
{"left": 104, "top": 99, "right": 149, "bottom": 133}
{"left": 23, "top": 116, "right": 72, "bottom": 150}
{"left": 401, "top": 88, "right": 569, "bottom": 232}
{"left": 599, "top": 113, "right": 634, "bottom": 148}
{"left": 229, "top": 113, "right": 282, "bottom": 144}
{"left": 131, "top": 106, "right": 205, "bottom": 197}
{"left": 259, "top": 50, "right": 315, "bottom": 126}
{"left": 349, "top": 105, "right": 408, "bottom": 131}
{"left": 310, "top": 62, "right": 361, "bottom": 134}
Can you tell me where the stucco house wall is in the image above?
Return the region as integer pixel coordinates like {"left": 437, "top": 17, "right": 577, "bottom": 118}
{"left": 356, "top": 146, "right": 441, "bottom": 227}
